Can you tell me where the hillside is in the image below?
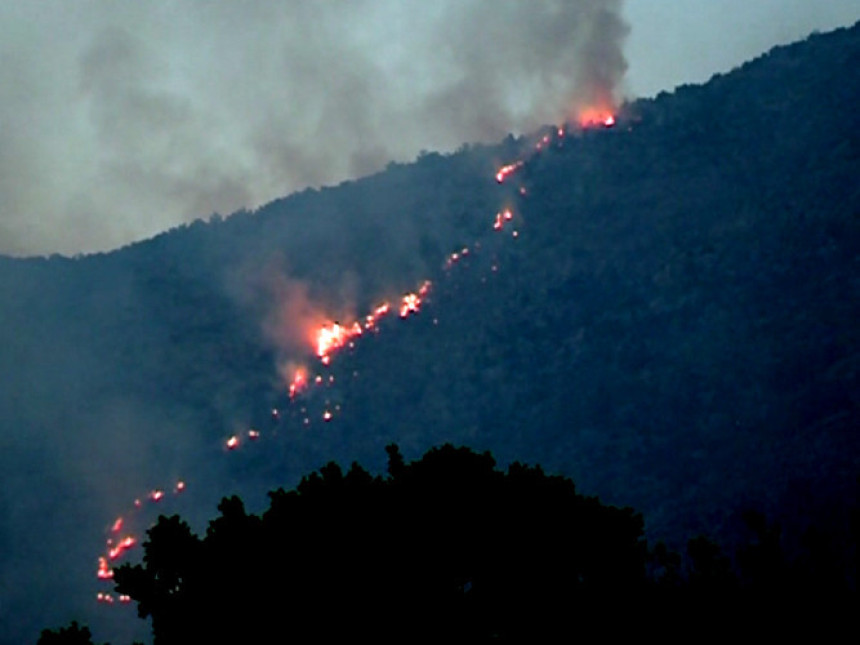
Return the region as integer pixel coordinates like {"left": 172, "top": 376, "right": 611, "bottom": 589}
{"left": 2, "top": 22, "right": 859, "bottom": 643}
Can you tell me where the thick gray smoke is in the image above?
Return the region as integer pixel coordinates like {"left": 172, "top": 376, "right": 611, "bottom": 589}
{"left": 0, "top": 0, "right": 628, "bottom": 256}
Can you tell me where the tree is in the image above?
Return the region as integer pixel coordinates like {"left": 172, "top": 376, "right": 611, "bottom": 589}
{"left": 37, "top": 621, "right": 95, "bottom": 645}
{"left": 113, "top": 444, "right": 649, "bottom": 643}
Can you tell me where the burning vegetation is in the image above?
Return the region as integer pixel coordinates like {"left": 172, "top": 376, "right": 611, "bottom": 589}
{"left": 94, "top": 108, "right": 620, "bottom": 606}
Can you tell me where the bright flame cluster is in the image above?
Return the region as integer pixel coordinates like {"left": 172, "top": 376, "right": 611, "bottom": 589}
{"left": 311, "top": 282, "right": 431, "bottom": 366}
{"left": 578, "top": 108, "right": 615, "bottom": 128}
{"left": 496, "top": 161, "right": 524, "bottom": 184}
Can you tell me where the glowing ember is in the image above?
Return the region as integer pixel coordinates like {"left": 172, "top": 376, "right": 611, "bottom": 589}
{"left": 225, "top": 435, "right": 239, "bottom": 450}
{"left": 149, "top": 489, "right": 164, "bottom": 502}
{"left": 97, "top": 557, "right": 114, "bottom": 580}
{"left": 493, "top": 210, "right": 513, "bottom": 231}
{"left": 535, "top": 134, "right": 552, "bottom": 150}
{"left": 289, "top": 368, "right": 307, "bottom": 398}
{"left": 322, "top": 410, "right": 333, "bottom": 422}
{"left": 174, "top": 480, "right": 186, "bottom": 493}
{"left": 399, "top": 282, "right": 431, "bottom": 318}
{"left": 374, "top": 303, "right": 391, "bottom": 317}
{"left": 111, "top": 517, "right": 123, "bottom": 533}
{"left": 248, "top": 429, "right": 260, "bottom": 440}
{"left": 108, "top": 536, "right": 136, "bottom": 561}
{"left": 495, "top": 161, "right": 523, "bottom": 183}
{"left": 400, "top": 294, "right": 419, "bottom": 317}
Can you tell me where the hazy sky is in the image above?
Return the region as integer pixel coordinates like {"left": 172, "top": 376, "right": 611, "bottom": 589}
{"left": 0, "top": 0, "right": 857, "bottom": 257}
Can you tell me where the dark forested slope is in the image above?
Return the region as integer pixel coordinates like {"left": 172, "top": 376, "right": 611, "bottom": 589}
{"left": 1, "top": 22, "right": 858, "bottom": 644}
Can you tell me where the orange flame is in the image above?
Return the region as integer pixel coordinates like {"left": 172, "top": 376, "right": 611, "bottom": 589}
{"left": 496, "top": 161, "right": 523, "bottom": 183}
{"left": 107, "top": 536, "right": 136, "bottom": 561}
{"left": 578, "top": 108, "right": 616, "bottom": 129}
{"left": 288, "top": 367, "right": 308, "bottom": 399}
{"left": 97, "top": 556, "right": 114, "bottom": 580}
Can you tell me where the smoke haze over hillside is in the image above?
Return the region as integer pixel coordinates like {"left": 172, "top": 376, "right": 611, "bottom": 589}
{"left": 0, "top": 0, "right": 629, "bottom": 256}
{"left": 3, "top": 1, "right": 857, "bottom": 257}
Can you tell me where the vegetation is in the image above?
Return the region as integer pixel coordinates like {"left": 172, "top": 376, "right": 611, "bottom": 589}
{"left": 43, "top": 444, "right": 857, "bottom": 643}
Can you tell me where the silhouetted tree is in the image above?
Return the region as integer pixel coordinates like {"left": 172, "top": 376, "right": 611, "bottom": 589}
{"left": 36, "top": 621, "right": 95, "bottom": 645}
{"left": 113, "top": 444, "right": 650, "bottom": 642}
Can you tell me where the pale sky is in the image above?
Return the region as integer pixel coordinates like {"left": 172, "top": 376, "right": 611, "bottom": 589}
{"left": 0, "top": 1, "right": 857, "bottom": 257}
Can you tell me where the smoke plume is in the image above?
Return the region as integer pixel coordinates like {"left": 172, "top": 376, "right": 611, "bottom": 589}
{"left": 0, "top": 0, "right": 629, "bottom": 256}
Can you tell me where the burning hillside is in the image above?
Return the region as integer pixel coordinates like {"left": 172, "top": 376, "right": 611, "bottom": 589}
{"left": 92, "top": 110, "right": 625, "bottom": 602}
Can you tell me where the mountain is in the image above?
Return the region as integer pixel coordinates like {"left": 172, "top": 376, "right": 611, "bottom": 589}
{"left": 3, "top": 22, "right": 859, "bottom": 643}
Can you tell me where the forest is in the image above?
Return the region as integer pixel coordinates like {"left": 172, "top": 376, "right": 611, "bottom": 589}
{"left": 1, "top": 21, "right": 857, "bottom": 645}
{"left": 40, "top": 444, "right": 857, "bottom": 643}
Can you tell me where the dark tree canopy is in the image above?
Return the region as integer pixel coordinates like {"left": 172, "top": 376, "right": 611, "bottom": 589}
{"left": 113, "top": 444, "right": 649, "bottom": 642}
{"left": 41, "top": 445, "right": 856, "bottom": 643}
{"left": 36, "top": 621, "right": 95, "bottom": 645}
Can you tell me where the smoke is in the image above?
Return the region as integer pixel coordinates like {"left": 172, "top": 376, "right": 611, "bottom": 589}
{"left": 0, "top": 0, "right": 629, "bottom": 257}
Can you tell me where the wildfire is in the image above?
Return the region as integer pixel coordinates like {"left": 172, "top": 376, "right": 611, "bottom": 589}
{"left": 314, "top": 309, "right": 382, "bottom": 364}
{"left": 308, "top": 282, "right": 430, "bottom": 366}
{"left": 495, "top": 161, "right": 523, "bottom": 183}
{"left": 93, "top": 109, "right": 626, "bottom": 608}
{"left": 288, "top": 367, "right": 307, "bottom": 399}
{"left": 107, "top": 536, "right": 136, "bottom": 561}
{"left": 97, "top": 557, "right": 114, "bottom": 580}
{"left": 315, "top": 322, "right": 352, "bottom": 362}
{"left": 365, "top": 303, "right": 390, "bottom": 330}
{"left": 577, "top": 108, "right": 616, "bottom": 129}
{"left": 399, "top": 281, "right": 431, "bottom": 318}
{"left": 535, "top": 133, "right": 552, "bottom": 150}
{"left": 493, "top": 209, "right": 514, "bottom": 232}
